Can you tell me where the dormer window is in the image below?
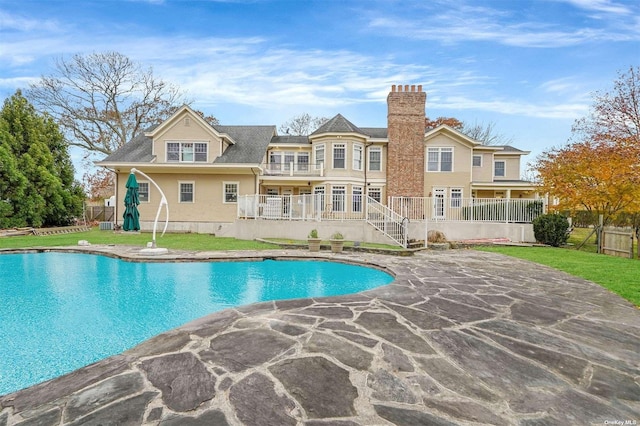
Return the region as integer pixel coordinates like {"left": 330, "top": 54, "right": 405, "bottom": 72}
{"left": 167, "top": 142, "right": 208, "bottom": 163}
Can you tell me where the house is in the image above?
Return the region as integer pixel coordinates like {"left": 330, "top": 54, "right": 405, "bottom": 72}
{"left": 97, "top": 84, "right": 540, "bottom": 244}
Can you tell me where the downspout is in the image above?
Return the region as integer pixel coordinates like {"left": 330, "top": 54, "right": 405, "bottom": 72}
{"left": 114, "top": 170, "right": 118, "bottom": 227}
{"left": 364, "top": 142, "right": 373, "bottom": 216}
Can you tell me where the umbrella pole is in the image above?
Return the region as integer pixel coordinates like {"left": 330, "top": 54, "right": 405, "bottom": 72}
{"left": 131, "top": 168, "right": 170, "bottom": 248}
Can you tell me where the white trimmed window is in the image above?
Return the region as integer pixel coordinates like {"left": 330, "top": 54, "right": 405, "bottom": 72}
{"left": 314, "top": 144, "right": 325, "bottom": 169}
{"left": 353, "top": 144, "right": 363, "bottom": 171}
{"left": 494, "top": 160, "right": 506, "bottom": 177}
{"left": 333, "top": 143, "right": 346, "bottom": 169}
{"left": 167, "top": 142, "right": 208, "bottom": 163}
{"left": 298, "top": 152, "right": 309, "bottom": 171}
{"left": 284, "top": 152, "right": 295, "bottom": 171}
{"left": 138, "top": 182, "right": 150, "bottom": 203}
{"left": 368, "top": 147, "right": 381, "bottom": 171}
{"left": 179, "top": 182, "right": 194, "bottom": 203}
{"left": 368, "top": 187, "right": 382, "bottom": 203}
{"left": 472, "top": 155, "right": 482, "bottom": 167}
{"left": 450, "top": 188, "right": 462, "bottom": 208}
{"left": 427, "top": 147, "right": 453, "bottom": 172}
{"left": 223, "top": 182, "right": 238, "bottom": 203}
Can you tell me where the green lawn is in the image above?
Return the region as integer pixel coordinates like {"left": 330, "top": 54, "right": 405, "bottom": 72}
{"left": 0, "top": 228, "right": 279, "bottom": 251}
{"left": 477, "top": 245, "right": 640, "bottom": 306}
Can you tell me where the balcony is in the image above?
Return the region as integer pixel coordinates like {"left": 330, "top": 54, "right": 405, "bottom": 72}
{"left": 261, "top": 161, "right": 324, "bottom": 177}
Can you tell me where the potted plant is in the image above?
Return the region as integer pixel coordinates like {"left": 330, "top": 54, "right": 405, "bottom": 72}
{"left": 307, "top": 229, "right": 321, "bottom": 252}
{"left": 330, "top": 231, "right": 345, "bottom": 253}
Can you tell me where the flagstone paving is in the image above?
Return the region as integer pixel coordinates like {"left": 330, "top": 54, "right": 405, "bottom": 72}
{"left": 1, "top": 246, "right": 639, "bottom": 425}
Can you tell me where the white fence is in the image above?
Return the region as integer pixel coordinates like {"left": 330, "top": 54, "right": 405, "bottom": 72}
{"left": 388, "top": 197, "right": 545, "bottom": 223}
{"left": 238, "top": 194, "right": 407, "bottom": 246}
{"left": 238, "top": 194, "right": 366, "bottom": 221}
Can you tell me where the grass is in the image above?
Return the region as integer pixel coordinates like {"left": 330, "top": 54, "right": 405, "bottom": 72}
{"left": 0, "top": 228, "right": 279, "bottom": 251}
{"left": 567, "top": 227, "right": 599, "bottom": 253}
{"left": 477, "top": 245, "right": 640, "bottom": 306}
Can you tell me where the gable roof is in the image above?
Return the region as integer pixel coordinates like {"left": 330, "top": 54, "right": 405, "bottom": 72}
{"left": 144, "top": 105, "right": 231, "bottom": 143}
{"left": 311, "top": 114, "right": 364, "bottom": 135}
{"left": 424, "top": 124, "right": 482, "bottom": 147}
{"left": 213, "top": 125, "right": 276, "bottom": 164}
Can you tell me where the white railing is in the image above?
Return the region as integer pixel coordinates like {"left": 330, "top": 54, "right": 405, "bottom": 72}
{"left": 388, "top": 197, "right": 546, "bottom": 223}
{"left": 261, "top": 162, "right": 324, "bottom": 177}
{"left": 238, "top": 194, "right": 366, "bottom": 221}
{"left": 366, "top": 197, "right": 407, "bottom": 247}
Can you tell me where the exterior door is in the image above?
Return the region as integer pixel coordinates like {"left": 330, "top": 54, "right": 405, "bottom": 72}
{"left": 433, "top": 188, "right": 446, "bottom": 219}
{"left": 282, "top": 188, "right": 293, "bottom": 216}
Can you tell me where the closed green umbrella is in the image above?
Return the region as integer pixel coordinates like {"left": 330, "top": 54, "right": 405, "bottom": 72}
{"left": 123, "top": 173, "right": 140, "bottom": 231}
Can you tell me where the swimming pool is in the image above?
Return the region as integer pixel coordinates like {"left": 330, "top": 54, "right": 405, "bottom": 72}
{"left": 0, "top": 252, "right": 393, "bottom": 395}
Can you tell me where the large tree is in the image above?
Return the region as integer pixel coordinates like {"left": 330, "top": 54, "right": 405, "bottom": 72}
{"left": 461, "top": 121, "right": 513, "bottom": 146}
{"left": 27, "top": 51, "right": 187, "bottom": 157}
{"left": 534, "top": 66, "right": 640, "bottom": 224}
{"left": 572, "top": 66, "right": 640, "bottom": 147}
{"left": 0, "top": 91, "right": 84, "bottom": 228}
{"left": 279, "top": 113, "right": 330, "bottom": 136}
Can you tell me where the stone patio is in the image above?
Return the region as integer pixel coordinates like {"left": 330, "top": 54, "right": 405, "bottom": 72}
{"left": 0, "top": 246, "right": 638, "bottom": 425}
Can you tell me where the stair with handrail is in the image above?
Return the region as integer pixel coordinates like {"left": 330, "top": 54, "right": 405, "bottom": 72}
{"left": 365, "top": 197, "right": 408, "bottom": 248}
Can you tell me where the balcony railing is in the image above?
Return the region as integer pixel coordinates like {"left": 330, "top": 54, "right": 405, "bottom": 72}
{"left": 388, "top": 196, "right": 546, "bottom": 223}
{"left": 261, "top": 162, "right": 324, "bottom": 177}
{"left": 238, "top": 194, "right": 366, "bottom": 221}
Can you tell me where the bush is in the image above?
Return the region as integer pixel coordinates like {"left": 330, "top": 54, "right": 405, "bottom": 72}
{"left": 533, "top": 213, "right": 570, "bottom": 247}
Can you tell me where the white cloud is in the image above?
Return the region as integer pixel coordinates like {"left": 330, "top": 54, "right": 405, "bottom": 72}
{"left": 559, "top": 0, "right": 632, "bottom": 15}
{"left": 0, "top": 10, "right": 60, "bottom": 32}
{"left": 365, "top": 1, "right": 639, "bottom": 47}
{"left": 436, "top": 96, "right": 589, "bottom": 119}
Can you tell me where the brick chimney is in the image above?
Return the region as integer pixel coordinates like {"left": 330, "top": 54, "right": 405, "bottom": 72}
{"left": 386, "top": 84, "right": 426, "bottom": 198}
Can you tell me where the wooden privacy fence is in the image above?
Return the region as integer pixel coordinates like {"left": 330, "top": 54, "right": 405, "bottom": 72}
{"left": 86, "top": 206, "right": 115, "bottom": 222}
{"left": 600, "top": 227, "right": 635, "bottom": 259}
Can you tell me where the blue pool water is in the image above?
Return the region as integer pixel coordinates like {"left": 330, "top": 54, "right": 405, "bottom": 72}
{"left": 0, "top": 252, "right": 392, "bottom": 395}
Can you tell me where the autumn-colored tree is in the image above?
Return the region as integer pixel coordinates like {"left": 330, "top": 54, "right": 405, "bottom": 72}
{"left": 534, "top": 66, "right": 640, "bottom": 224}
{"left": 535, "top": 140, "right": 640, "bottom": 223}
{"left": 425, "top": 116, "right": 463, "bottom": 130}
{"left": 82, "top": 168, "right": 115, "bottom": 202}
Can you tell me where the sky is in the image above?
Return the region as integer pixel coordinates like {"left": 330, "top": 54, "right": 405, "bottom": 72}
{"left": 1, "top": 0, "right": 639, "bottom": 176}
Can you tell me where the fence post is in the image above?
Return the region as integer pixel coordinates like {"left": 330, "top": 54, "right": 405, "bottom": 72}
{"left": 597, "top": 214, "right": 604, "bottom": 254}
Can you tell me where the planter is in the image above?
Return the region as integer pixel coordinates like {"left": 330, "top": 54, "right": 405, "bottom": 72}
{"left": 330, "top": 239, "right": 344, "bottom": 253}
{"left": 308, "top": 238, "right": 322, "bottom": 252}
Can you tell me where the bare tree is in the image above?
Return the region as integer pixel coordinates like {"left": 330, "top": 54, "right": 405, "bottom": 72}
{"left": 462, "top": 121, "right": 513, "bottom": 146}
{"left": 279, "top": 113, "right": 330, "bottom": 136}
{"left": 28, "top": 51, "right": 188, "bottom": 157}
